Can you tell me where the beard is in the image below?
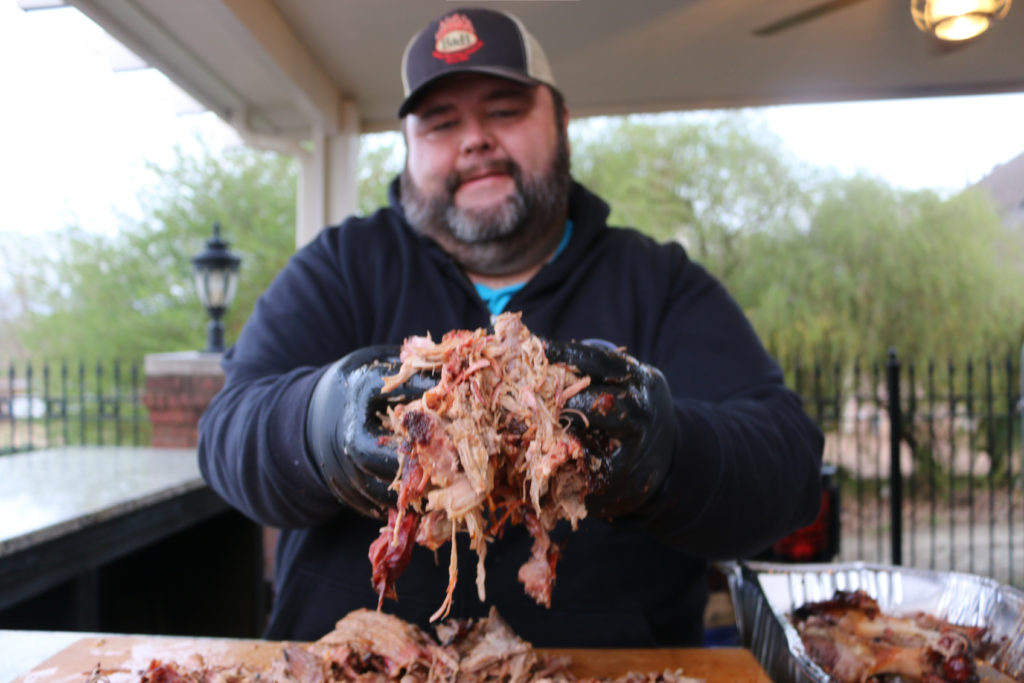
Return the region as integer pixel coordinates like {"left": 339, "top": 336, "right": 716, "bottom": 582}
{"left": 400, "top": 134, "right": 571, "bottom": 276}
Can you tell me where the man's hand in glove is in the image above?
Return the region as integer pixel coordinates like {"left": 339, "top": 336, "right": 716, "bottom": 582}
{"left": 546, "top": 340, "right": 676, "bottom": 519}
{"left": 305, "top": 346, "right": 437, "bottom": 519}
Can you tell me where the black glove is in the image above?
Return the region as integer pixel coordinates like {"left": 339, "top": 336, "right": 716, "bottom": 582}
{"left": 306, "top": 345, "right": 438, "bottom": 518}
{"left": 546, "top": 340, "right": 676, "bottom": 519}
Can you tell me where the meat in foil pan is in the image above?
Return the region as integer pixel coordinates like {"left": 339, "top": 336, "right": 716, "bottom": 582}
{"left": 720, "top": 561, "right": 1024, "bottom": 683}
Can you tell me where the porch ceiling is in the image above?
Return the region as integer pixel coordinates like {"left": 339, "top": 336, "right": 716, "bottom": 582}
{"left": 64, "top": 0, "right": 1024, "bottom": 140}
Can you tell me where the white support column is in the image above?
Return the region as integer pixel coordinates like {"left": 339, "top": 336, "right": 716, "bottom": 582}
{"left": 296, "top": 101, "right": 361, "bottom": 249}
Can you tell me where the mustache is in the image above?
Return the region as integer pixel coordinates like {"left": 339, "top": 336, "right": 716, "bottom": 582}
{"left": 444, "top": 159, "right": 521, "bottom": 195}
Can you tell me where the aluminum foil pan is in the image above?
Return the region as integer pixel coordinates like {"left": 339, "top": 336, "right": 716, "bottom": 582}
{"left": 719, "top": 560, "right": 1024, "bottom": 683}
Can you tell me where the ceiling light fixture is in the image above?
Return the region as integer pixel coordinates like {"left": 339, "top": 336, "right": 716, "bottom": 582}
{"left": 911, "top": 0, "right": 1012, "bottom": 41}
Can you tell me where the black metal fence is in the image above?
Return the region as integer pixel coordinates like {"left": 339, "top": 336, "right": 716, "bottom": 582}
{"left": 3, "top": 351, "right": 1022, "bottom": 586}
{"left": 787, "top": 348, "right": 1023, "bottom": 587}
{"left": 0, "top": 359, "right": 148, "bottom": 454}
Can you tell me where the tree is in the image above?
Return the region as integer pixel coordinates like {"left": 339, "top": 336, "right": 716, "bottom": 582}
{"left": 0, "top": 231, "right": 41, "bottom": 358}
{"left": 12, "top": 143, "right": 298, "bottom": 361}
{"left": 357, "top": 133, "right": 403, "bottom": 216}
{"left": 569, "top": 113, "right": 814, "bottom": 281}
{"left": 732, "top": 174, "right": 1024, "bottom": 365}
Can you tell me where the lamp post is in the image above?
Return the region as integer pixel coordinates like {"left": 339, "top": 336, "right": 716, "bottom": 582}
{"left": 192, "top": 222, "right": 241, "bottom": 353}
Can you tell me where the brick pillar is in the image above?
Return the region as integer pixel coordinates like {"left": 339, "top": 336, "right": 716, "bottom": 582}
{"left": 143, "top": 351, "right": 225, "bottom": 448}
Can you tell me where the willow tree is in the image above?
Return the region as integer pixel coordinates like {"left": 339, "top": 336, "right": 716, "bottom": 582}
{"left": 569, "top": 113, "right": 814, "bottom": 282}
{"left": 734, "top": 175, "right": 1024, "bottom": 365}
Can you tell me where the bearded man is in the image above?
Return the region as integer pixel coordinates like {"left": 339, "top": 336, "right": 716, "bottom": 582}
{"left": 198, "top": 6, "right": 824, "bottom": 647}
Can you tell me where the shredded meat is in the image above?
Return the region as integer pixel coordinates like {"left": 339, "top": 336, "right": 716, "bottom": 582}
{"left": 791, "top": 589, "right": 1020, "bottom": 682}
{"left": 435, "top": 606, "right": 566, "bottom": 683}
{"left": 131, "top": 609, "right": 703, "bottom": 683}
{"left": 140, "top": 659, "right": 263, "bottom": 683}
{"left": 374, "top": 312, "right": 594, "bottom": 620}
{"left": 368, "top": 509, "right": 419, "bottom": 605}
{"left": 303, "top": 608, "right": 459, "bottom": 681}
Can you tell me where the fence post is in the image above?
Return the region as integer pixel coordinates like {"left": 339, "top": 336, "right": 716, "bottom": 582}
{"left": 887, "top": 348, "right": 903, "bottom": 566}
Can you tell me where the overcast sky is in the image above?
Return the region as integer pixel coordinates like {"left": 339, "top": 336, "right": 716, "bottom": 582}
{"left": 3, "top": 0, "right": 1024, "bottom": 239}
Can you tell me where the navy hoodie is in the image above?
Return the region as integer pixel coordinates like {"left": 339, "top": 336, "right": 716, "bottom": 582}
{"left": 197, "top": 179, "right": 823, "bottom": 646}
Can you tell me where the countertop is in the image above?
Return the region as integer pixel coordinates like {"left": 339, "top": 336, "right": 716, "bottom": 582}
{"left": 1, "top": 630, "right": 103, "bottom": 683}
{"left": 0, "top": 447, "right": 202, "bottom": 558}
{"left": 4, "top": 631, "right": 772, "bottom": 683}
{"left": 0, "top": 446, "right": 238, "bottom": 626}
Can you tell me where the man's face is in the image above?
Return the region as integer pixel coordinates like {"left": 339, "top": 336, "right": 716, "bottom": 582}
{"left": 400, "top": 74, "right": 570, "bottom": 276}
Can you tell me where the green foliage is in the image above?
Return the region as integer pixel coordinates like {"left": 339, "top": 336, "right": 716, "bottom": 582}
{"left": 12, "top": 143, "right": 298, "bottom": 360}
{"left": 357, "top": 133, "right": 403, "bottom": 216}
{"left": 569, "top": 113, "right": 814, "bottom": 281}
{"left": 566, "top": 112, "right": 1024, "bottom": 365}
{"left": 0, "top": 231, "right": 40, "bottom": 357}
{"left": 734, "top": 175, "right": 1024, "bottom": 365}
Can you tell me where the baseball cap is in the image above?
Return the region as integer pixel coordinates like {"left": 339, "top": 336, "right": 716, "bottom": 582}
{"left": 398, "top": 7, "right": 557, "bottom": 117}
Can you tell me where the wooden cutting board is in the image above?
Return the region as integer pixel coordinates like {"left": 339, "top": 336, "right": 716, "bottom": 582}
{"left": 13, "top": 635, "right": 770, "bottom": 683}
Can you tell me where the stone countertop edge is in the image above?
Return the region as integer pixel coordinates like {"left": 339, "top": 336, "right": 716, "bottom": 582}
{"left": 0, "top": 447, "right": 205, "bottom": 558}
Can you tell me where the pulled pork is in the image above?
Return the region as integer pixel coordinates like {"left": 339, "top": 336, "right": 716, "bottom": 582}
{"left": 373, "top": 312, "right": 594, "bottom": 620}
{"left": 281, "top": 608, "right": 460, "bottom": 682}
{"left": 135, "top": 609, "right": 703, "bottom": 683}
{"left": 435, "top": 607, "right": 572, "bottom": 683}
{"left": 791, "top": 589, "right": 1019, "bottom": 682}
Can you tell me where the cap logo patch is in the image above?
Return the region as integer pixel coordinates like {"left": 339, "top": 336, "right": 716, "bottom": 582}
{"left": 433, "top": 13, "right": 484, "bottom": 64}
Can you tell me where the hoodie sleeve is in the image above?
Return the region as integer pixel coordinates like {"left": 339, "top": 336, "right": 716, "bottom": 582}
{"left": 640, "top": 256, "right": 825, "bottom": 559}
{"left": 197, "top": 230, "right": 359, "bottom": 529}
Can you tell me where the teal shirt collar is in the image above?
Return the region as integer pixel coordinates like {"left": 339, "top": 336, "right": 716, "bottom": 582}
{"left": 474, "top": 220, "right": 573, "bottom": 316}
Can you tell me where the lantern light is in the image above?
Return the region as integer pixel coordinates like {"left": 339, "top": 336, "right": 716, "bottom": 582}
{"left": 191, "top": 222, "right": 241, "bottom": 353}
{"left": 911, "top": 0, "right": 1012, "bottom": 41}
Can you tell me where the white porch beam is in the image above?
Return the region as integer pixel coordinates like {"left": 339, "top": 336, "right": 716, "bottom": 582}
{"left": 191, "top": 0, "right": 363, "bottom": 247}
{"left": 68, "top": 0, "right": 258, "bottom": 127}
{"left": 68, "top": 0, "right": 363, "bottom": 248}
{"left": 217, "top": 0, "right": 347, "bottom": 136}
{"left": 297, "top": 102, "right": 361, "bottom": 249}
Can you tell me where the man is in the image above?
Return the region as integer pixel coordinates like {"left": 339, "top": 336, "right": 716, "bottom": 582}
{"left": 198, "top": 6, "right": 824, "bottom": 647}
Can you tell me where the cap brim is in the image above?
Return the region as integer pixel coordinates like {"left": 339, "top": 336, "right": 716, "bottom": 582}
{"left": 397, "top": 67, "right": 543, "bottom": 118}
